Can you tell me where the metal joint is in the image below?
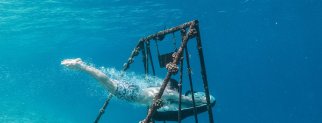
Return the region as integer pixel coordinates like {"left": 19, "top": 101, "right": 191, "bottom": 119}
{"left": 166, "top": 62, "right": 178, "bottom": 74}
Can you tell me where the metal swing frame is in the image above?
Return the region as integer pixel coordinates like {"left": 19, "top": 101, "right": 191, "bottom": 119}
{"left": 94, "top": 20, "right": 214, "bottom": 123}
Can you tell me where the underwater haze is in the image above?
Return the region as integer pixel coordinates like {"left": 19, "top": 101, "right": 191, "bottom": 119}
{"left": 1, "top": 0, "right": 322, "bottom": 123}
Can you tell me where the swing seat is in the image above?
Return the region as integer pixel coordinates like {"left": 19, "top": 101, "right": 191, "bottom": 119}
{"left": 158, "top": 52, "right": 175, "bottom": 68}
{"left": 153, "top": 92, "right": 216, "bottom": 121}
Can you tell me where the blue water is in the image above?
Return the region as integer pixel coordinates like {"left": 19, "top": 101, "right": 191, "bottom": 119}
{"left": 1, "top": 0, "right": 321, "bottom": 123}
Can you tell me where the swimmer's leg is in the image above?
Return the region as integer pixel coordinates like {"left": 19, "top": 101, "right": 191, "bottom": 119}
{"left": 161, "top": 91, "right": 215, "bottom": 110}
{"left": 156, "top": 92, "right": 215, "bottom": 121}
{"left": 61, "top": 58, "right": 117, "bottom": 93}
{"left": 162, "top": 90, "right": 198, "bottom": 106}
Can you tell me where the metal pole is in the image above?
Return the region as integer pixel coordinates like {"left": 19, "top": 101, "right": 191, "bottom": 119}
{"left": 142, "top": 42, "right": 148, "bottom": 74}
{"left": 146, "top": 41, "right": 156, "bottom": 76}
{"left": 141, "top": 22, "right": 197, "bottom": 123}
{"left": 184, "top": 46, "right": 199, "bottom": 123}
{"left": 194, "top": 20, "right": 214, "bottom": 123}
{"left": 178, "top": 54, "right": 184, "bottom": 123}
{"left": 94, "top": 93, "right": 113, "bottom": 123}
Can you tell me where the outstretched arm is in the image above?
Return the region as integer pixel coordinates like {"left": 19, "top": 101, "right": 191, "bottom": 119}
{"left": 61, "top": 58, "right": 117, "bottom": 93}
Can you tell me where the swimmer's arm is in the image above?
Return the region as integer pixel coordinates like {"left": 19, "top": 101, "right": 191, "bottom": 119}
{"left": 79, "top": 63, "right": 117, "bottom": 92}
{"left": 61, "top": 58, "right": 117, "bottom": 93}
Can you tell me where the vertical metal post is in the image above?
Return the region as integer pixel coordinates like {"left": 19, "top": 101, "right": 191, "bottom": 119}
{"left": 178, "top": 54, "right": 184, "bottom": 123}
{"left": 194, "top": 20, "right": 214, "bottom": 123}
{"left": 141, "top": 23, "right": 195, "bottom": 123}
{"left": 184, "top": 46, "right": 199, "bottom": 123}
{"left": 141, "top": 42, "right": 148, "bottom": 74}
{"left": 146, "top": 41, "right": 156, "bottom": 76}
{"left": 145, "top": 43, "right": 149, "bottom": 74}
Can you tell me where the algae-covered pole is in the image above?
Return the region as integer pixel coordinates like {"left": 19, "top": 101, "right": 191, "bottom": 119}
{"left": 178, "top": 54, "right": 184, "bottom": 123}
{"left": 122, "top": 41, "right": 143, "bottom": 71}
{"left": 141, "top": 42, "right": 148, "bottom": 74}
{"left": 184, "top": 44, "right": 199, "bottom": 122}
{"left": 122, "top": 20, "right": 196, "bottom": 72}
{"left": 178, "top": 29, "right": 186, "bottom": 123}
{"left": 95, "top": 20, "right": 215, "bottom": 123}
{"left": 94, "top": 93, "right": 113, "bottom": 123}
{"left": 195, "top": 20, "right": 214, "bottom": 123}
{"left": 141, "top": 20, "right": 195, "bottom": 42}
{"left": 146, "top": 41, "right": 156, "bottom": 76}
{"left": 141, "top": 22, "right": 197, "bottom": 123}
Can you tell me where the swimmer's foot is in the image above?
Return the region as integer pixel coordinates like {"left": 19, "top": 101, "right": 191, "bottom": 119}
{"left": 61, "top": 58, "right": 84, "bottom": 69}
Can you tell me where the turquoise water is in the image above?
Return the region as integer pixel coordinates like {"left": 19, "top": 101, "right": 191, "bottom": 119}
{"left": 1, "top": 0, "right": 321, "bottom": 123}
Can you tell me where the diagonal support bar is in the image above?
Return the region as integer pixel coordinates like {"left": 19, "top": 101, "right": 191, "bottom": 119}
{"left": 94, "top": 93, "right": 113, "bottom": 123}
{"left": 95, "top": 20, "right": 214, "bottom": 123}
{"left": 141, "top": 22, "right": 198, "bottom": 123}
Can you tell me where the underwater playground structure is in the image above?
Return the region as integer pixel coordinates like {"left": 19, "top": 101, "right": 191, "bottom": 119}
{"left": 94, "top": 20, "right": 215, "bottom": 123}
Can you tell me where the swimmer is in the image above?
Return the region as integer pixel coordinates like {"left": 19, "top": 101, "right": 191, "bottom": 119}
{"left": 61, "top": 58, "right": 215, "bottom": 121}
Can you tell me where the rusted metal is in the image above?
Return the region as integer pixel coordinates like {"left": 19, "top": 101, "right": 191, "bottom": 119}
{"left": 178, "top": 56, "right": 184, "bottom": 123}
{"left": 141, "top": 22, "right": 198, "bottom": 123}
{"left": 139, "top": 20, "right": 196, "bottom": 43}
{"left": 141, "top": 41, "right": 148, "bottom": 74}
{"left": 146, "top": 41, "right": 156, "bottom": 76}
{"left": 195, "top": 20, "right": 214, "bottom": 123}
{"left": 94, "top": 93, "right": 113, "bottom": 123}
{"left": 183, "top": 30, "right": 199, "bottom": 123}
{"left": 177, "top": 28, "right": 186, "bottom": 123}
{"left": 122, "top": 20, "right": 196, "bottom": 72}
{"left": 96, "top": 20, "right": 214, "bottom": 123}
{"left": 122, "top": 41, "right": 143, "bottom": 71}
